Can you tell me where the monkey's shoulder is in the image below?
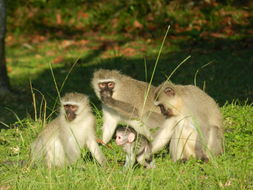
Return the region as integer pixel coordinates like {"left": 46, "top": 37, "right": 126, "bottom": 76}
{"left": 38, "top": 117, "right": 63, "bottom": 136}
{"left": 124, "top": 77, "right": 155, "bottom": 89}
{"left": 135, "top": 135, "right": 151, "bottom": 146}
{"left": 183, "top": 85, "right": 214, "bottom": 99}
{"left": 182, "top": 85, "right": 219, "bottom": 106}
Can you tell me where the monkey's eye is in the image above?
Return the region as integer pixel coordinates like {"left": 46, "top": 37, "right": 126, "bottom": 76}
{"left": 64, "top": 104, "right": 78, "bottom": 111}
{"left": 108, "top": 82, "right": 115, "bottom": 89}
{"left": 164, "top": 87, "right": 175, "bottom": 96}
{"left": 70, "top": 105, "right": 78, "bottom": 111}
{"left": 98, "top": 83, "right": 106, "bottom": 89}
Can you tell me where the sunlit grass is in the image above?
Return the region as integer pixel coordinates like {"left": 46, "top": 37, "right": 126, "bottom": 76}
{"left": 1, "top": 2, "right": 252, "bottom": 189}
{"left": 0, "top": 104, "right": 252, "bottom": 189}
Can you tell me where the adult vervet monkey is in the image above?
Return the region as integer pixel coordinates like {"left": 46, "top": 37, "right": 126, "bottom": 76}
{"left": 31, "top": 92, "right": 106, "bottom": 168}
{"left": 153, "top": 81, "right": 224, "bottom": 162}
{"left": 91, "top": 69, "right": 165, "bottom": 144}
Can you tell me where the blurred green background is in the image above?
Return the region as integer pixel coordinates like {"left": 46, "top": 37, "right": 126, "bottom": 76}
{"left": 1, "top": 0, "right": 252, "bottom": 126}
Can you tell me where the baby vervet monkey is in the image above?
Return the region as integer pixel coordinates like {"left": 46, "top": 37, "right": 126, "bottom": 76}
{"left": 91, "top": 69, "right": 165, "bottom": 144}
{"left": 31, "top": 92, "right": 106, "bottom": 168}
{"left": 115, "top": 126, "right": 154, "bottom": 168}
{"left": 152, "top": 81, "right": 224, "bottom": 162}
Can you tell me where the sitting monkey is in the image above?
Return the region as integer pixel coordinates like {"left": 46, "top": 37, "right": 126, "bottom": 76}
{"left": 31, "top": 92, "right": 106, "bottom": 168}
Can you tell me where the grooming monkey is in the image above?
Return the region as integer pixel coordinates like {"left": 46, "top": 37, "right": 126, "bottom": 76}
{"left": 115, "top": 126, "right": 154, "bottom": 168}
{"left": 91, "top": 69, "right": 165, "bottom": 144}
{"left": 152, "top": 81, "right": 224, "bottom": 162}
{"left": 31, "top": 92, "right": 106, "bottom": 168}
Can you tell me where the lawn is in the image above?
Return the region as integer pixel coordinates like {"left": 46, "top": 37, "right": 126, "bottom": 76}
{"left": 0, "top": 1, "right": 253, "bottom": 189}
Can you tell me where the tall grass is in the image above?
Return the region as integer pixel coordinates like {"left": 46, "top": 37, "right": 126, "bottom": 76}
{"left": 1, "top": 56, "right": 252, "bottom": 189}
{"left": 1, "top": 10, "right": 252, "bottom": 189}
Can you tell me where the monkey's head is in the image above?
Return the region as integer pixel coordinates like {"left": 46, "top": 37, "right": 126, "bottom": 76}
{"left": 98, "top": 81, "right": 115, "bottom": 99}
{"left": 154, "top": 81, "right": 182, "bottom": 118}
{"left": 91, "top": 69, "right": 123, "bottom": 100}
{"left": 115, "top": 126, "right": 136, "bottom": 146}
{"left": 60, "top": 92, "right": 89, "bottom": 122}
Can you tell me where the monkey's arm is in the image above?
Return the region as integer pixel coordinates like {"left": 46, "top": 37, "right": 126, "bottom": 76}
{"left": 102, "top": 96, "right": 139, "bottom": 119}
{"left": 143, "top": 111, "right": 166, "bottom": 129}
{"left": 102, "top": 108, "right": 119, "bottom": 144}
{"left": 151, "top": 116, "right": 179, "bottom": 154}
{"left": 136, "top": 146, "right": 154, "bottom": 168}
{"left": 124, "top": 152, "right": 136, "bottom": 168}
{"left": 86, "top": 138, "right": 107, "bottom": 166}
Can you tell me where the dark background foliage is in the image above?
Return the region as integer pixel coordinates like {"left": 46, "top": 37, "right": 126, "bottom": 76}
{"left": 0, "top": 0, "right": 252, "bottom": 127}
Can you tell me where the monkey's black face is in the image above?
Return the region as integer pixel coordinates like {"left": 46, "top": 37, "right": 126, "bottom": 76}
{"left": 98, "top": 81, "right": 115, "bottom": 99}
{"left": 157, "top": 87, "right": 175, "bottom": 118}
{"left": 154, "top": 91, "right": 167, "bottom": 118}
{"left": 64, "top": 104, "right": 78, "bottom": 121}
{"left": 157, "top": 104, "right": 168, "bottom": 118}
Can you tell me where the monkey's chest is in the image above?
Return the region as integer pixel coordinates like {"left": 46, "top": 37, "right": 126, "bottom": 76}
{"left": 65, "top": 128, "right": 86, "bottom": 147}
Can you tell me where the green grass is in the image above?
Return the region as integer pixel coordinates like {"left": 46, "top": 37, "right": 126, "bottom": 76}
{"left": 1, "top": 31, "right": 252, "bottom": 125}
{"left": 0, "top": 104, "right": 252, "bottom": 189}
{"left": 0, "top": 33, "right": 253, "bottom": 190}
{"left": 1, "top": 2, "right": 253, "bottom": 189}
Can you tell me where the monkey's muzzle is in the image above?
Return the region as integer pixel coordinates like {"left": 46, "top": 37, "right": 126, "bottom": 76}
{"left": 100, "top": 90, "right": 113, "bottom": 101}
{"left": 65, "top": 111, "right": 76, "bottom": 122}
{"left": 158, "top": 104, "right": 172, "bottom": 118}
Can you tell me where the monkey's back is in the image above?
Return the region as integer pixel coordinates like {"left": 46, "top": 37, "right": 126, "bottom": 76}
{"left": 114, "top": 76, "right": 160, "bottom": 115}
{"left": 30, "top": 117, "right": 66, "bottom": 167}
{"left": 181, "top": 85, "right": 223, "bottom": 129}
{"left": 134, "top": 134, "right": 152, "bottom": 155}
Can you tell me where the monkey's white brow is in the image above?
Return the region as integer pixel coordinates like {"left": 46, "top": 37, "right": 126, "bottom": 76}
{"left": 62, "top": 101, "right": 79, "bottom": 105}
{"left": 98, "top": 79, "right": 116, "bottom": 83}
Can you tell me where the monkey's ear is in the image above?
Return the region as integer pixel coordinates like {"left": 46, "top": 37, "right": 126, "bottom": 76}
{"left": 128, "top": 133, "right": 135, "bottom": 143}
{"left": 164, "top": 87, "right": 175, "bottom": 96}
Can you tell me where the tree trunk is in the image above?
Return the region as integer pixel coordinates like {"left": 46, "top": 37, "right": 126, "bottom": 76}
{"left": 0, "top": 0, "right": 10, "bottom": 95}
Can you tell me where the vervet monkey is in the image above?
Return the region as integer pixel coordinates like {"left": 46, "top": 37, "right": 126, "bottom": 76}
{"left": 115, "top": 126, "right": 154, "bottom": 168}
{"left": 152, "top": 81, "right": 224, "bottom": 162}
{"left": 31, "top": 92, "right": 106, "bottom": 168}
{"left": 91, "top": 69, "right": 165, "bottom": 144}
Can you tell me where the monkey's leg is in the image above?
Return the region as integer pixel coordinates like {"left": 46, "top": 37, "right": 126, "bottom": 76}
{"left": 170, "top": 124, "right": 197, "bottom": 161}
{"left": 124, "top": 153, "right": 136, "bottom": 168}
{"left": 64, "top": 140, "right": 81, "bottom": 164}
{"left": 102, "top": 107, "right": 120, "bottom": 144}
{"left": 136, "top": 154, "right": 147, "bottom": 168}
{"left": 46, "top": 140, "right": 65, "bottom": 167}
{"left": 206, "top": 126, "right": 224, "bottom": 158}
{"left": 30, "top": 139, "right": 44, "bottom": 163}
{"left": 86, "top": 138, "right": 107, "bottom": 166}
{"left": 137, "top": 152, "right": 154, "bottom": 168}
{"left": 151, "top": 117, "right": 179, "bottom": 154}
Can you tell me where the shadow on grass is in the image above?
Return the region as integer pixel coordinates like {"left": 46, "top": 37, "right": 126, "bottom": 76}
{"left": 0, "top": 35, "right": 252, "bottom": 128}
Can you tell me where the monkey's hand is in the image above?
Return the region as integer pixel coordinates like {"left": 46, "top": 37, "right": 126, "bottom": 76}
{"left": 96, "top": 138, "right": 112, "bottom": 148}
